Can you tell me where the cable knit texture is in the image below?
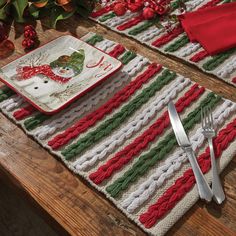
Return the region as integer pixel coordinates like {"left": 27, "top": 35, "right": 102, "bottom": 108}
{"left": 90, "top": 0, "right": 236, "bottom": 87}
{"left": 1, "top": 33, "right": 236, "bottom": 236}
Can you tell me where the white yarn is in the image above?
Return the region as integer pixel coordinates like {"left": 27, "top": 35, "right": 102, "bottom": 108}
{"left": 123, "top": 55, "right": 149, "bottom": 76}
{"left": 177, "top": 43, "right": 201, "bottom": 57}
{"left": 217, "top": 56, "right": 236, "bottom": 78}
{"left": 185, "top": 0, "right": 205, "bottom": 11}
{"left": 73, "top": 76, "right": 190, "bottom": 171}
{"left": 0, "top": 95, "right": 24, "bottom": 112}
{"left": 34, "top": 71, "right": 129, "bottom": 140}
{"left": 122, "top": 100, "right": 236, "bottom": 213}
{"left": 95, "top": 39, "right": 116, "bottom": 52}
{"left": 138, "top": 26, "right": 164, "bottom": 42}
{"left": 106, "top": 12, "right": 139, "bottom": 28}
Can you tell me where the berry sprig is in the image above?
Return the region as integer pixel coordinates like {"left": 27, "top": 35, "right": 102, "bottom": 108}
{"left": 111, "top": 0, "right": 168, "bottom": 19}
{"left": 22, "top": 25, "right": 39, "bottom": 50}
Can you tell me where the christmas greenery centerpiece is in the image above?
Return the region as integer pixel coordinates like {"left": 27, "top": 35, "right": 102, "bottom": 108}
{"left": 0, "top": 0, "right": 98, "bottom": 27}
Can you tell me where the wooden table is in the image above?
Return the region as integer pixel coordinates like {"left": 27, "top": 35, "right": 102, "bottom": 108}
{"left": 0, "top": 16, "right": 236, "bottom": 236}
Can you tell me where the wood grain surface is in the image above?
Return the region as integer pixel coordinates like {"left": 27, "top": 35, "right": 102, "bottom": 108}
{"left": 0, "top": 16, "right": 235, "bottom": 236}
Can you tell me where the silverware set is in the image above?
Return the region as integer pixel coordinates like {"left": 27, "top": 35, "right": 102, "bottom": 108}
{"left": 168, "top": 101, "right": 225, "bottom": 204}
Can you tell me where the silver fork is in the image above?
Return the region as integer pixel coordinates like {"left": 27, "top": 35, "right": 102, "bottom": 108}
{"left": 201, "top": 107, "right": 225, "bottom": 204}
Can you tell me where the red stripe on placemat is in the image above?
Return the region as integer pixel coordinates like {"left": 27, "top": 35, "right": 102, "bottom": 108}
{"left": 139, "top": 118, "right": 236, "bottom": 228}
{"left": 151, "top": 26, "right": 184, "bottom": 48}
{"left": 190, "top": 50, "right": 209, "bottom": 62}
{"left": 13, "top": 105, "right": 36, "bottom": 120}
{"left": 108, "top": 44, "right": 126, "bottom": 58}
{"left": 89, "top": 84, "right": 205, "bottom": 184}
{"left": 91, "top": 5, "right": 113, "bottom": 18}
{"left": 117, "top": 14, "right": 144, "bottom": 31}
{"left": 48, "top": 63, "right": 162, "bottom": 150}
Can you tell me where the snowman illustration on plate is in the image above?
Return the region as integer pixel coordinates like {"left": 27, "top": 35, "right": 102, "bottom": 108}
{"left": 13, "top": 50, "right": 85, "bottom": 107}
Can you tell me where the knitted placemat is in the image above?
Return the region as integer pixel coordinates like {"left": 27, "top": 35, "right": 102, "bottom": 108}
{"left": 1, "top": 33, "right": 236, "bottom": 236}
{"left": 90, "top": 0, "right": 236, "bottom": 87}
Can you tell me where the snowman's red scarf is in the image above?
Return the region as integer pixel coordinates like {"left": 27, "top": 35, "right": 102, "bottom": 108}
{"left": 16, "top": 65, "right": 72, "bottom": 84}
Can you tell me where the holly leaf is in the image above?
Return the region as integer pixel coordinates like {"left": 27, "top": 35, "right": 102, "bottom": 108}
{"left": 11, "top": 0, "right": 28, "bottom": 22}
{"left": 50, "top": 7, "right": 75, "bottom": 28}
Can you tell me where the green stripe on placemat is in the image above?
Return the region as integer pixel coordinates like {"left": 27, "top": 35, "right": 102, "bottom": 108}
{"left": 120, "top": 51, "right": 137, "bottom": 64}
{"left": 99, "top": 12, "right": 116, "bottom": 22}
{"left": 106, "top": 93, "right": 221, "bottom": 197}
{"left": 86, "top": 34, "right": 104, "bottom": 46}
{"left": 24, "top": 113, "right": 49, "bottom": 131}
{"left": 203, "top": 48, "right": 236, "bottom": 71}
{"left": 0, "top": 87, "right": 15, "bottom": 102}
{"left": 128, "top": 21, "right": 154, "bottom": 36}
{"left": 164, "top": 35, "right": 189, "bottom": 53}
{"left": 62, "top": 69, "right": 177, "bottom": 160}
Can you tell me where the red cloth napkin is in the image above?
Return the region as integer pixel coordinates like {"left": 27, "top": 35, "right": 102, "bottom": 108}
{"left": 179, "top": 2, "right": 236, "bottom": 55}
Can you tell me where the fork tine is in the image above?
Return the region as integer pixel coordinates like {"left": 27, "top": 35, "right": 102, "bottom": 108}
{"left": 210, "top": 107, "right": 214, "bottom": 129}
{"left": 204, "top": 107, "right": 208, "bottom": 129}
{"left": 201, "top": 107, "right": 204, "bottom": 128}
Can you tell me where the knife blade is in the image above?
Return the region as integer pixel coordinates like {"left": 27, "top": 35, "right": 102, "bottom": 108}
{"left": 168, "top": 101, "right": 213, "bottom": 202}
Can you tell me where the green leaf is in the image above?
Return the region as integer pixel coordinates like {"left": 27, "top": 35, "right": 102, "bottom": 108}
{"left": 50, "top": 7, "right": 75, "bottom": 28}
{"left": 11, "top": 0, "right": 28, "bottom": 22}
{"left": 0, "top": 2, "right": 9, "bottom": 21}
{"left": 28, "top": 4, "right": 40, "bottom": 18}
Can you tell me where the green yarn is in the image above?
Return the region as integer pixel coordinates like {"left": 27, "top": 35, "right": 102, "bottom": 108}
{"left": 99, "top": 12, "right": 116, "bottom": 22}
{"left": 24, "top": 114, "right": 49, "bottom": 131}
{"left": 202, "top": 48, "right": 236, "bottom": 71}
{"left": 171, "top": 0, "right": 190, "bottom": 11}
{"left": 62, "top": 69, "right": 177, "bottom": 160}
{"left": 106, "top": 93, "right": 221, "bottom": 198}
{"left": 86, "top": 34, "right": 104, "bottom": 46}
{"left": 164, "top": 35, "right": 189, "bottom": 53}
{"left": 128, "top": 21, "right": 154, "bottom": 36}
{"left": 0, "top": 87, "right": 15, "bottom": 102}
{"left": 120, "top": 51, "right": 137, "bottom": 65}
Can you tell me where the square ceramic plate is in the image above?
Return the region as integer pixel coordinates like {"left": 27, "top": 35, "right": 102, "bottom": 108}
{"left": 0, "top": 35, "right": 122, "bottom": 114}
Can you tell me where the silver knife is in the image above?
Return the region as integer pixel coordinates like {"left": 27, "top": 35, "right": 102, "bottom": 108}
{"left": 168, "top": 101, "right": 213, "bottom": 202}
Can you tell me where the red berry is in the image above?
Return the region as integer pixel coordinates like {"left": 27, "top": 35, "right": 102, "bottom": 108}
{"left": 113, "top": 3, "right": 127, "bottom": 16}
{"left": 24, "top": 29, "right": 37, "bottom": 39}
{"left": 24, "top": 25, "right": 35, "bottom": 32}
{"left": 155, "top": 5, "right": 167, "bottom": 15}
{"left": 22, "top": 38, "right": 35, "bottom": 49}
{"left": 143, "top": 7, "right": 156, "bottom": 20}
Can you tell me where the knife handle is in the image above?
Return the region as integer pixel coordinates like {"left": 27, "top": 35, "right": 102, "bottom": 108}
{"left": 184, "top": 147, "right": 213, "bottom": 202}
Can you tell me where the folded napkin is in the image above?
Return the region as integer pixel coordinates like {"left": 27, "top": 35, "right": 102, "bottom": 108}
{"left": 179, "top": 2, "right": 236, "bottom": 55}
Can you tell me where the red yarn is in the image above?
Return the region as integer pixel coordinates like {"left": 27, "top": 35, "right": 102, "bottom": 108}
{"left": 13, "top": 105, "right": 36, "bottom": 120}
{"left": 91, "top": 5, "right": 113, "bottom": 18}
{"left": 89, "top": 84, "right": 205, "bottom": 184}
{"left": 190, "top": 49, "right": 209, "bottom": 63}
{"left": 108, "top": 44, "right": 126, "bottom": 58}
{"left": 232, "top": 77, "right": 236, "bottom": 83}
{"left": 139, "top": 118, "right": 236, "bottom": 228}
{"left": 151, "top": 25, "right": 184, "bottom": 48}
{"left": 117, "top": 14, "right": 144, "bottom": 31}
{"left": 48, "top": 63, "right": 162, "bottom": 150}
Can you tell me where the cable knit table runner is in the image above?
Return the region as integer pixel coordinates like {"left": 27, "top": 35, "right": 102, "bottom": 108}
{"left": 1, "top": 33, "right": 236, "bottom": 236}
{"left": 90, "top": 0, "right": 236, "bottom": 87}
